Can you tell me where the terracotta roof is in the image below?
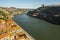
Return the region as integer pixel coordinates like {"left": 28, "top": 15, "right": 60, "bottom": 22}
{"left": 0, "top": 20, "right": 5, "bottom": 23}
{"left": 0, "top": 33, "right": 14, "bottom": 39}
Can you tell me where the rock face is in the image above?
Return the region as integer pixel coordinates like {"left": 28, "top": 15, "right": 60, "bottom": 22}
{"left": 27, "top": 5, "right": 60, "bottom": 25}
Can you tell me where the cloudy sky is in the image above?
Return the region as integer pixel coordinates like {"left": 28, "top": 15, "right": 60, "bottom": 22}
{"left": 0, "top": 0, "right": 60, "bottom": 8}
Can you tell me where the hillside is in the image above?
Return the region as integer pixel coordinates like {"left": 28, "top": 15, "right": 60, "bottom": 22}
{"left": 27, "top": 5, "right": 60, "bottom": 25}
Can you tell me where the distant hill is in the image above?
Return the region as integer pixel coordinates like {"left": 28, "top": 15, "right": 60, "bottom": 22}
{"left": 0, "top": 7, "right": 34, "bottom": 20}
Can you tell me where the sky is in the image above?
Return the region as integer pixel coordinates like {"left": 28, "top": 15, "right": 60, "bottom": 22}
{"left": 0, "top": 0, "right": 60, "bottom": 8}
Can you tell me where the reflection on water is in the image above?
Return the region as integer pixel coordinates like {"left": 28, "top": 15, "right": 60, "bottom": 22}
{"left": 13, "top": 14, "right": 60, "bottom": 40}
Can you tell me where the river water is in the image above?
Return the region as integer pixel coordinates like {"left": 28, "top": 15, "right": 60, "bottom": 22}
{"left": 13, "top": 14, "right": 60, "bottom": 40}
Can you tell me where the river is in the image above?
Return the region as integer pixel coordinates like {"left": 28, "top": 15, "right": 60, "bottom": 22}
{"left": 13, "top": 14, "right": 60, "bottom": 40}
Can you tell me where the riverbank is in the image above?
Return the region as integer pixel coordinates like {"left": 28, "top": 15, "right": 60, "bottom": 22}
{"left": 13, "top": 20, "right": 35, "bottom": 40}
